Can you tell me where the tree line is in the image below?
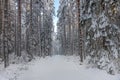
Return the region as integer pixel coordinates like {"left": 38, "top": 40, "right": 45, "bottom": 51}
{"left": 57, "top": 0, "right": 120, "bottom": 74}
{"left": 0, "top": 0, "right": 54, "bottom": 67}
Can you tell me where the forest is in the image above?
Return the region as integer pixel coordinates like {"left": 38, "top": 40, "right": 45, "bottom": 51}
{"left": 0, "top": 0, "right": 120, "bottom": 80}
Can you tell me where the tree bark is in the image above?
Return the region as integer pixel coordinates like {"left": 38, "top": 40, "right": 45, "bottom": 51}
{"left": 77, "top": 0, "right": 83, "bottom": 62}
{"left": 3, "top": 0, "right": 9, "bottom": 67}
{"left": 0, "top": 0, "right": 2, "bottom": 57}
{"left": 15, "top": 0, "right": 21, "bottom": 57}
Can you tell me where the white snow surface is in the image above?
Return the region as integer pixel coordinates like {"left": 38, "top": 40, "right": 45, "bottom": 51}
{"left": 0, "top": 55, "right": 120, "bottom": 80}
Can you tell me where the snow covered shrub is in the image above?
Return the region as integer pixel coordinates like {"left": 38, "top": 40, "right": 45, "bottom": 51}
{"left": 107, "top": 62, "right": 116, "bottom": 75}
{"left": 84, "top": 55, "right": 96, "bottom": 68}
{"left": 97, "top": 49, "right": 110, "bottom": 70}
{"left": 9, "top": 51, "right": 33, "bottom": 64}
{"left": 113, "top": 59, "right": 120, "bottom": 74}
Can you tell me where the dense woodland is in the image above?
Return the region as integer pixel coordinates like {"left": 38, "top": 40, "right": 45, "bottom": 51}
{"left": 0, "top": 0, "right": 54, "bottom": 67}
{"left": 57, "top": 0, "right": 120, "bottom": 74}
{"left": 0, "top": 0, "right": 120, "bottom": 75}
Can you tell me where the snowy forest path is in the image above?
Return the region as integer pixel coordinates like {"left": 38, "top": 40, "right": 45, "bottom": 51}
{"left": 16, "top": 55, "right": 119, "bottom": 80}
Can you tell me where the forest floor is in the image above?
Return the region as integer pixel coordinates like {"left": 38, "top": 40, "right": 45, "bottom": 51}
{"left": 0, "top": 55, "right": 120, "bottom": 80}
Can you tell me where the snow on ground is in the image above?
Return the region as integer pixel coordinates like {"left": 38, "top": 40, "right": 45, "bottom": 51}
{"left": 0, "top": 55, "right": 120, "bottom": 80}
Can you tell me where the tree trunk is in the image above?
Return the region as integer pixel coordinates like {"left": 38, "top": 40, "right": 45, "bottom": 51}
{"left": 15, "top": 0, "right": 21, "bottom": 57}
{"left": 3, "top": 0, "right": 9, "bottom": 68}
{"left": 77, "top": 0, "right": 83, "bottom": 62}
{"left": 0, "top": 0, "right": 2, "bottom": 57}
{"left": 38, "top": 15, "right": 41, "bottom": 56}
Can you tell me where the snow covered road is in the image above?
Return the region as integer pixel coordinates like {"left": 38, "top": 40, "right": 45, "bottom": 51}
{"left": 0, "top": 55, "right": 120, "bottom": 80}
